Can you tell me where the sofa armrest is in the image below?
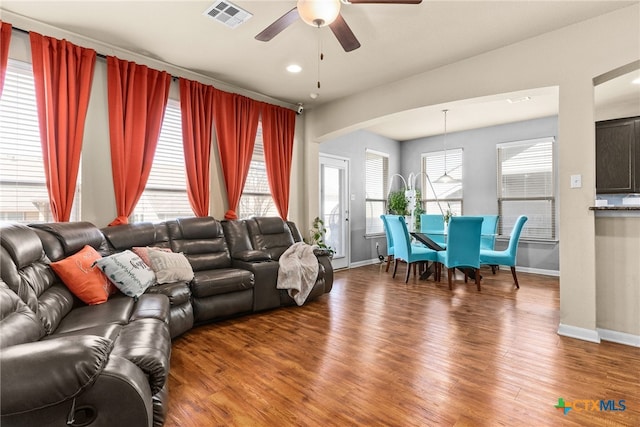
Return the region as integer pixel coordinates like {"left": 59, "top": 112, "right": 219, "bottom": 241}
{"left": 231, "top": 259, "right": 281, "bottom": 311}
{"left": 314, "top": 251, "right": 334, "bottom": 293}
{"left": 1, "top": 353, "right": 154, "bottom": 427}
{"left": 1, "top": 335, "right": 112, "bottom": 415}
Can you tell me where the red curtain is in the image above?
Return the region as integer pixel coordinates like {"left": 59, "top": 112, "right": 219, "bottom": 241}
{"left": 179, "top": 78, "right": 215, "bottom": 217}
{"left": 213, "top": 90, "right": 261, "bottom": 220}
{"left": 261, "top": 103, "right": 296, "bottom": 219}
{"left": 0, "top": 21, "right": 12, "bottom": 96}
{"left": 107, "top": 56, "right": 170, "bottom": 225}
{"left": 30, "top": 32, "right": 96, "bottom": 222}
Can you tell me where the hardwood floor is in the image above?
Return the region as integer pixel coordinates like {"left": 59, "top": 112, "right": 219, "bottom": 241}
{"left": 165, "top": 265, "right": 640, "bottom": 426}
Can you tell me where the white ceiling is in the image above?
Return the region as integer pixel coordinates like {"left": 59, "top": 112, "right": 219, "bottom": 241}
{"left": 2, "top": 0, "right": 638, "bottom": 140}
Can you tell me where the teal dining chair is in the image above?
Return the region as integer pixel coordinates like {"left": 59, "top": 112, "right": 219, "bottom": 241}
{"left": 436, "top": 216, "right": 484, "bottom": 290}
{"left": 479, "top": 215, "right": 528, "bottom": 288}
{"left": 479, "top": 215, "right": 499, "bottom": 250}
{"left": 386, "top": 215, "right": 438, "bottom": 283}
{"left": 380, "top": 214, "right": 395, "bottom": 272}
{"left": 420, "top": 214, "right": 446, "bottom": 247}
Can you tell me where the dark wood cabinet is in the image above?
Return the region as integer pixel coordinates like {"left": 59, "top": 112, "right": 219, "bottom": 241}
{"left": 596, "top": 116, "right": 640, "bottom": 193}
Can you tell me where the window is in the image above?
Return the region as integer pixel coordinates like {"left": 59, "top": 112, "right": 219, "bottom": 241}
{"left": 365, "top": 149, "right": 389, "bottom": 235}
{"left": 131, "top": 99, "right": 193, "bottom": 222}
{"left": 0, "top": 59, "right": 80, "bottom": 223}
{"left": 497, "top": 137, "right": 555, "bottom": 239}
{"left": 421, "top": 148, "right": 463, "bottom": 216}
{"left": 239, "top": 123, "right": 277, "bottom": 219}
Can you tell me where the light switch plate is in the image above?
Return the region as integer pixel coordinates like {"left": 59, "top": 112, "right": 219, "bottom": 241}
{"left": 570, "top": 174, "right": 582, "bottom": 188}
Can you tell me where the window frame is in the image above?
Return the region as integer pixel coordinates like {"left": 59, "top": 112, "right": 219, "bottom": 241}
{"left": 496, "top": 136, "right": 556, "bottom": 240}
{"left": 364, "top": 149, "right": 389, "bottom": 236}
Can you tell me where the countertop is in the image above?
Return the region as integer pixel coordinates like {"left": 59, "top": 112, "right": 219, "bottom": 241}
{"left": 589, "top": 206, "right": 640, "bottom": 210}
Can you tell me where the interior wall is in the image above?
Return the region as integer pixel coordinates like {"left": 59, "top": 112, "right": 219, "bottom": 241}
{"left": 319, "top": 130, "right": 401, "bottom": 264}
{"left": 401, "top": 116, "right": 559, "bottom": 273}
{"left": 304, "top": 5, "right": 640, "bottom": 339}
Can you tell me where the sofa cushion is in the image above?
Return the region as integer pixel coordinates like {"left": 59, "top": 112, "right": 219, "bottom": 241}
{"left": 245, "top": 217, "right": 296, "bottom": 260}
{"left": 255, "top": 217, "right": 287, "bottom": 235}
{"left": 131, "top": 246, "right": 172, "bottom": 268}
{"left": 43, "top": 323, "right": 123, "bottom": 343}
{"left": 167, "top": 217, "right": 232, "bottom": 270}
{"left": 53, "top": 296, "right": 135, "bottom": 335}
{"left": 190, "top": 268, "right": 254, "bottom": 298}
{"left": 145, "top": 281, "right": 191, "bottom": 306}
{"left": 0, "top": 281, "right": 43, "bottom": 348}
{"left": 129, "top": 293, "right": 171, "bottom": 324}
{"left": 30, "top": 222, "right": 106, "bottom": 261}
{"left": 0, "top": 223, "right": 44, "bottom": 270}
{"left": 50, "top": 245, "right": 116, "bottom": 305}
{"left": 95, "top": 251, "right": 157, "bottom": 298}
{"left": 103, "top": 222, "right": 163, "bottom": 250}
{"left": 147, "top": 250, "right": 194, "bottom": 284}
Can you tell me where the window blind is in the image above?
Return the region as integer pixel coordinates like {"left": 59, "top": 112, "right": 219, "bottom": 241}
{"left": 0, "top": 59, "right": 80, "bottom": 223}
{"left": 132, "top": 99, "right": 193, "bottom": 222}
{"left": 365, "top": 149, "right": 389, "bottom": 235}
{"left": 497, "top": 137, "right": 555, "bottom": 239}
{"left": 239, "top": 123, "right": 277, "bottom": 218}
{"left": 421, "top": 148, "right": 463, "bottom": 215}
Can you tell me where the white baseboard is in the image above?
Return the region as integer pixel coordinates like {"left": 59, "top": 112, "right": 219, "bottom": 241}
{"left": 497, "top": 265, "right": 559, "bottom": 277}
{"left": 597, "top": 328, "right": 640, "bottom": 347}
{"left": 557, "top": 323, "right": 601, "bottom": 343}
{"left": 349, "top": 258, "right": 383, "bottom": 269}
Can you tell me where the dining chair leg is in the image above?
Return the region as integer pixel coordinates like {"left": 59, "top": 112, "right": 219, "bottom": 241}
{"left": 464, "top": 269, "right": 468, "bottom": 283}
{"left": 405, "top": 262, "right": 412, "bottom": 283}
{"left": 475, "top": 268, "right": 481, "bottom": 291}
{"left": 392, "top": 258, "right": 399, "bottom": 278}
{"left": 385, "top": 255, "right": 392, "bottom": 272}
{"left": 447, "top": 268, "right": 453, "bottom": 290}
{"left": 510, "top": 266, "right": 520, "bottom": 289}
{"left": 491, "top": 265, "right": 497, "bottom": 274}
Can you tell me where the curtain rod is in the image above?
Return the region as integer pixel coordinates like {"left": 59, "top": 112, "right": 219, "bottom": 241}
{"left": 12, "top": 25, "right": 184, "bottom": 83}
{"left": 9, "top": 23, "right": 298, "bottom": 108}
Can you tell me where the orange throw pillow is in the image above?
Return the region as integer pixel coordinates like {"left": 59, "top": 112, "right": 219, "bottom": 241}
{"left": 51, "top": 245, "right": 115, "bottom": 305}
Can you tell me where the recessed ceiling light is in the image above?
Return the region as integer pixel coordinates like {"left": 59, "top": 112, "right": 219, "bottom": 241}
{"left": 286, "top": 64, "right": 302, "bottom": 73}
{"left": 632, "top": 77, "right": 640, "bottom": 85}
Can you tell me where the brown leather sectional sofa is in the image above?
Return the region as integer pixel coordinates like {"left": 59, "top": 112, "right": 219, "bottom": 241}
{"left": 0, "top": 216, "right": 333, "bottom": 427}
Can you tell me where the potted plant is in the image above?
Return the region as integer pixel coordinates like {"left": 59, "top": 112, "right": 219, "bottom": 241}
{"left": 387, "top": 190, "right": 409, "bottom": 215}
{"left": 443, "top": 203, "right": 454, "bottom": 231}
{"left": 307, "top": 217, "right": 334, "bottom": 257}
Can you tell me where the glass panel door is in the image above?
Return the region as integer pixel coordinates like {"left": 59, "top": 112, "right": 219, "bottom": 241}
{"left": 320, "top": 155, "right": 349, "bottom": 269}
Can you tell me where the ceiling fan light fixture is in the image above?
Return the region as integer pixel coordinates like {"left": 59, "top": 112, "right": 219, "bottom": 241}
{"left": 297, "top": 0, "right": 341, "bottom": 27}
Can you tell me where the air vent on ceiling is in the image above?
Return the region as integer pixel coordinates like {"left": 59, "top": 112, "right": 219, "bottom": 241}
{"left": 203, "top": 1, "right": 252, "bottom": 29}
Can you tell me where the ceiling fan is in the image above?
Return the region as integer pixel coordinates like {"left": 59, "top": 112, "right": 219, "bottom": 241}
{"left": 255, "top": 0, "right": 422, "bottom": 52}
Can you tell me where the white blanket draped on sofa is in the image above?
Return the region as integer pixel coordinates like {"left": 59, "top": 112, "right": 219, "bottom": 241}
{"left": 277, "top": 242, "right": 319, "bottom": 306}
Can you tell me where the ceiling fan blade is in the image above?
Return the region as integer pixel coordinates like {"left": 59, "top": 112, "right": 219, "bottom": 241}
{"left": 329, "top": 14, "right": 361, "bottom": 52}
{"left": 346, "top": 0, "right": 422, "bottom": 4}
{"left": 255, "top": 8, "right": 299, "bottom": 42}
